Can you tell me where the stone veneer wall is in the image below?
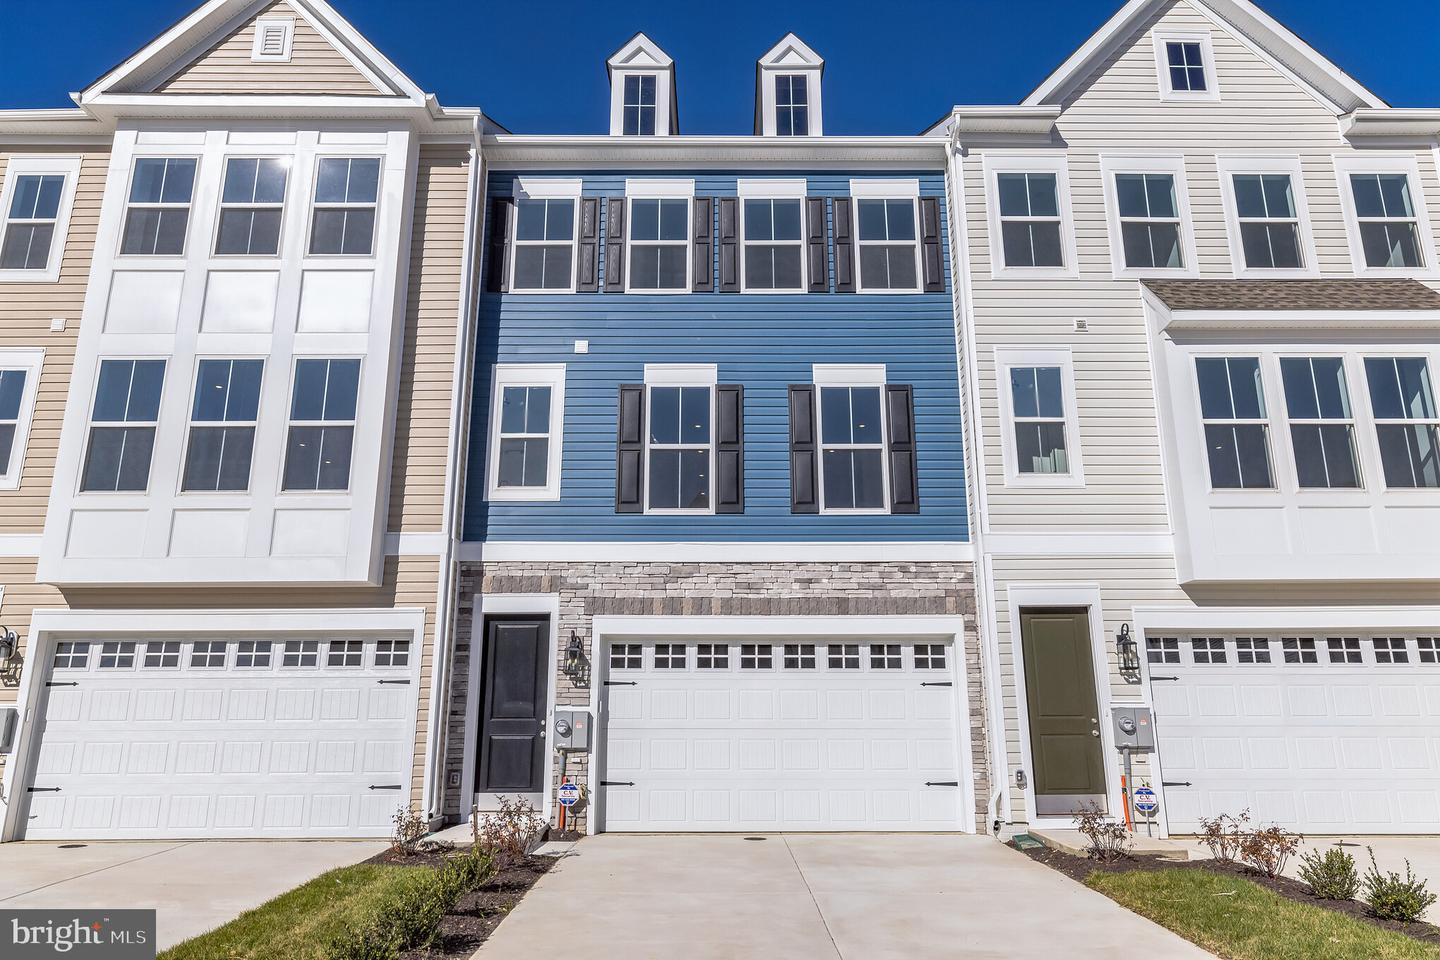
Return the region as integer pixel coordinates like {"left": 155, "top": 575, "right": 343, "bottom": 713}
{"left": 444, "top": 560, "right": 986, "bottom": 833}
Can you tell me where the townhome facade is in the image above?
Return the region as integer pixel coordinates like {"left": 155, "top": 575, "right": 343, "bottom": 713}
{"left": 938, "top": 0, "right": 1440, "bottom": 838}
{"left": 0, "top": 0, "right": 485, "bottom": 841}
{"left": 445, "top": 34, "right": 985, "bottom": 834}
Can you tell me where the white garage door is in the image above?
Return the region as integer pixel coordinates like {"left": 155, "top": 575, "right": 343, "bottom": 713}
{"left": 599, "top": 639, "right": 964, "bottom": 832}
{"left": 1150, "top": 634, "right": 1440, "bottom": 834}
{"left": 20, "top": 636, "right": 417, "bottom": 840}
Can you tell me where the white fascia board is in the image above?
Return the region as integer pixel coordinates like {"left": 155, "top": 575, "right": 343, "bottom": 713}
{"left": 930, "top": 106, "right": 1061, "bottom": 138}
{"left": 460, "top": 541, "right": 974, "bottom": 563}
{"left": 592, "top": 614, "right": 966, "bottom": 638}
{"left": 1132, "top": 605, "right": 1440, "bottom": 633}
{"left": 1163, "top": 310, "right": 1440, "bottom": 333}
{"left": 483, "top": 135, "right": 946, "bottom": 165}
{"left": 1342, "top": 109, "right": 1440, "bottom": 140}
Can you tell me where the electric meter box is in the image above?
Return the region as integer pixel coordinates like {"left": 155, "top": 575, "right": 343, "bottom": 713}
{"left": 552, "top": 709, "right": 591, "bottom": 751}
{"left": 1111, "top": 705, "right": 1155, "bottom": 751}
{"left": 0, "top": 706, "right": 17, "bottom": 754}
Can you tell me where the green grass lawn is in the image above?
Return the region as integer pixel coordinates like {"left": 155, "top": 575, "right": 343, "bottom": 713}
{"left": 1087, "top": 868, "right": 1440, "bottom": 960}
{"left": 160, "top": 863, "right": 432, "bottom": 960}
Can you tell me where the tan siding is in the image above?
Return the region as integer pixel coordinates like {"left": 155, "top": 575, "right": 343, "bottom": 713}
{"left": 153, "top": 0, "right": 381, "bottom": 96}
{"left": 0, "top": 147, "right": 108, "bottom": 534}
{"left": 388, "top": 144, "right": 470, "bottom": 532}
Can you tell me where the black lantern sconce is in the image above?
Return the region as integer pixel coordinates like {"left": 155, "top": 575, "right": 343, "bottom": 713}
{"left": 1117, "top": 623, "right": 1140, "bottom": 681}
{"left": 0, "top": 626, "right": 15, "bottom": 666}
{"left": 562, "top": 632, "right": 588, "bottom": 682}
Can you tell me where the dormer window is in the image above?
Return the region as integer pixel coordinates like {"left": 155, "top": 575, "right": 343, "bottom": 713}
{"left": 251, "top": 17, "right": 294, "bottom": 63}
{"left": 623, "top": 75, "right": 657, "bottom": 136}
{"left": 1153, "top": 31, "right": 1218, "bottom": 101}
{"left": 775, "top": 76, "right": 809, "bottom": 136}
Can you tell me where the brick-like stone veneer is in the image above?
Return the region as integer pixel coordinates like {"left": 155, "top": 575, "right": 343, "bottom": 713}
{"left": 444, "top": 560, "right": 986, "bottom": 833}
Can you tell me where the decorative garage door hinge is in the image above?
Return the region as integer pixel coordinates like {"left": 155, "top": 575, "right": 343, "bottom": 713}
{"left": 1162, "top": 781, "right": 1192, "bottom": 787}
{"left": 27, "top": 787, "right": 60, "bottom": 793}
{"left": 924, "top": 781, "right": 959, "bottom": 787}
{"left": 376, "top": 679, "right": 410, "bottom": 685}
{"left": 44, "top": 681, "right": 78, "bottom": 688}
{"left": 603, "top": 680, "right": 637, "bottom": 686}
{"left": 368, "top": 784, "right": 403, "bottom": 790}
{"left": 920, "top": 681, "right": 952, "bottom": 687}
{"left": 600, "top": 780, "right": 635, "bottom": 787}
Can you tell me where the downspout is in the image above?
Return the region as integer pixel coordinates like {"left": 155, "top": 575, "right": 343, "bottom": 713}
{"left": 945, "top": 118, "right": 1008, "bottom": 836}
{"left": 421, "top": 116, "right": 484, "bottom": 825}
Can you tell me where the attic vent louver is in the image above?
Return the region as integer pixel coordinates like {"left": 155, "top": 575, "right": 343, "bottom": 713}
{"left": 251, "top": 17, "right": 294, "bottom": 62}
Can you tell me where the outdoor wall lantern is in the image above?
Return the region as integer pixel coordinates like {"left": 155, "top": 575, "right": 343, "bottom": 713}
{"left": 1117, "top": 623, "right": 1140, "bottom": 679}
{"left": 0, "top": 627, "right": 16, "bottom": 666}
{"left": 562, "top": 632, "right": 586, "bottom": 680}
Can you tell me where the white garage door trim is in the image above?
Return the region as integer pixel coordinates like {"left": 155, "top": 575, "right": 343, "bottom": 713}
{"left": 588, "top": 615, "right": 974, "bottom": 833}
{"left": 1, "top": 608, "right": 426, "bottom": 842}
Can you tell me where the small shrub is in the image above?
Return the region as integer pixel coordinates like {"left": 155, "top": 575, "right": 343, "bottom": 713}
{"left": 1196, "top": 809, "right": 1250, "bottom": 864}
{"left": 1298, "top": 847, "right": 1359, "bottom": 900}
{"left": 1239, "top": 825, "right": 1301, "bottom": 879}
{"left": 1073, "top": 801, "right": 1132, "bottom": 861}
{"left": 1362, "top": 847, "right": 1438, "bottom": 922}
{"left": 325, "top": 850, "right": 496, "bottom": 960}
{"left": 473, "top": 796, "right": 547, "bottom": 866}
{"left": 390, "top": 805, "right": 427, "bottom": 857}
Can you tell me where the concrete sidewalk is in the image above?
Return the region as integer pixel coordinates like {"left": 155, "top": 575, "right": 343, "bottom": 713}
{"left": 477, "top": 833, "right": 1213, "bottom": 959}
{"left": 0, "top": 839, "right": 384, "bottom": 949}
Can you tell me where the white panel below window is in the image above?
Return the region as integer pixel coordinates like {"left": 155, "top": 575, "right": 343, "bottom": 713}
{"left": 297, "top": 271, "right": 374, "bottom": 333}
{"left": 65, "top": 511, "right": 146, "bottom": 558}
{"left": 202, "top": 271, "right": 278, "bottom": 333}
{"left": 105, "top": 272, "right": 183, "bottom": 333}
{"left": 169, "top": 510, "right": 248, "bottom": 558}
{"left": 271, "top": 509, "right": 350, "bottom": 557}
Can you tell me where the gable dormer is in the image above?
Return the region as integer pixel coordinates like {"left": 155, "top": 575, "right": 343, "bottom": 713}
{"left": 607, "top": 33, "right": 677, "bottom": 136}
{"left": 755, "top": 33, "right": 823, "bottom": 136}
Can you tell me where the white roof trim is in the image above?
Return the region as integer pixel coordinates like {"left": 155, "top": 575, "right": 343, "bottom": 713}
{"left": 1022, "top": 0, "right": 1384, "bottom": 114}
{"left": 757, "top": 33, "right": 824, "bottom": 69}
{"left": 79, "top": 0, "right": 427, "bottom": 107}
{"left": 606, "top": 33, "right": 674, "bottom": 71}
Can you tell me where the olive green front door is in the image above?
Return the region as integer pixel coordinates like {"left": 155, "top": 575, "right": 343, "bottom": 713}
{"left": 1020, "top": 608, "right": 1107, "bottom": 816}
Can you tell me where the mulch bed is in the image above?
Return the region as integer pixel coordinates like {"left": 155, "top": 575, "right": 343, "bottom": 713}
{"left": 1019, "top": 841, "right": 1440, "bottom": 948}
{"left": 397, "top": 854, "right": 556, "bottom": 958}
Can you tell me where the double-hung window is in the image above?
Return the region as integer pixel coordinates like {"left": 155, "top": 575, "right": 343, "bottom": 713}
{"left": 1153, "top": 32, "right": 1217, "bottom": 100}
{"left": 309, "top": 157, "right": 379, "bottom": 256}
{"left": 0, "top": 369, "right": 26, "bottom": 477}
{"left": 0, "top": 172, "right": 63, "bottom": 272}
{"left": 215, "top": 157, "right": 288, "bottom": 256}
{"left": 1009, "top": 366, "right": 1069, "bottom": 476}
{"left": 1365, "top": 356, "right": 1440, "bottom": 489}
{"left": 1280, "top": 357, "right": 1360, "bottom": 489}
{"left": 996, "top": 173, "right": 1063, "bottom": 269}
{"left": 646, "top": 383, "right": 712, "bottom": 511}
{"left": 1349, "top": 173, "right": 1424, "bottom": 269}
{"left": 742, "top": 197, "right": 804, "bottom": 291}
{"left": 775, "top": 75, "right": 809, "bottom": 136}
{"left": 622, "top": 75, "right": 657, "bottom": 136}
{"left": 855, "top": 197, "right": 918, "bottom": 291}
{"left": 511, "top": 197, "right": 576, "bottom": 291}
{"left": 81, "top": 359, "right": 165, "bottom": 492}
{"left": 487, "top": 364, "right": 565, "bottom": 500}
{"left": 1230, "top": 172, "right": 1304, "bottom": 270}
{"left": 627, "top": 197, "right": 688, "bottom": 291}
{"left": 1115, "top": 173, "right": 1183, "bottom": 269}
{"left": 0, "top": 353, "right": 43, "bottom": 488}
{"left": 1195, "top": 356, "right": 1272, "bottom": 489}
{"left": 120, "top": 157, "right": 196, "bottom": 256}
{"left": 818, "top": 384, "right": 886, "bottom": 511}
{"left": 183, "top": 358, "right": 264, "bottom": 492}
{"left": 282, "top": 358, "right": 359, "bottom": 491}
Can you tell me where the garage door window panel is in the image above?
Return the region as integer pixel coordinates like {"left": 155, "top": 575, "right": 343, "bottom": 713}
{"left": 1327, "top": 637, "right": 1362, "bottom": 664}
{"left": 1235, "top": 637, "right": 1271, "bottom": 664}
{"left": 1418, "top": 638, "right": 1439, "bottom": 663}
{"left": 282, "top": 639, "right": 319, "bottom": 667}
{"left": 783, "top": 644, "right": 816, "bottom": 669}
{"left": 1282, "top": 637, "right": 1318, "bottom": 664}
{"left": 871, "top": 644, "right": 902, "bottom": 669}
{"left": 654, "top": 643, "right": 687, "bottom": 669}
{"left": 191, "top": 640, "right": 227, "bottom": 668}
{"left": 1280, "top": 356, "right": 1360, "bottom": 489}
{"left": 1365, "top": 356, "right": 1440, "bottom": 489}
{"left": 696, "top": 643, "right": 729, "bottom": 669}
{"left": 1196, "top": 356, "right": 1273, "bottom": 489}
{"left": 827, "top": 644, "right": 860, "bottom": 669}
{"left": 328, "top": 639, "right": 363, "bottom": 667}
{"left": 98, "top": 641, "right": 137, "bottom": 669}
{"left": 1190, "top": 637, "right": 1226, "bottom": 664}
{"left": 235, "top": 640, "right": 273, "bottom": 668}
{"left": 82, "top": 359, "right": 165, "bottom": 492}
{"left": 374, "top": 639, "right": 409, "bottom": 667}
{"left": 913, "top": 643, "right": 947, "bottom": 669}
{"left": 1147, "top": 636, "right": 1180, "bottom": 664}
{"left": 740, "top": 644, "right": 772, "bottom": 669}
{"left": 611, "top": 644, "right": 641, "bottom": 670}
{"left": 143, "top": 641, "right": 181, "bottom": 668}
{"left": 1372, "top": 637, "right": 1409, "bottom": 664}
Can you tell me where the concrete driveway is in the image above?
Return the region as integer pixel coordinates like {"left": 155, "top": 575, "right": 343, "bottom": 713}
{"left": 478, "top": 834, "right": 1212, "bottom": 959}
{"left": 0, "top": 839, "right": 384, "bottom": 950}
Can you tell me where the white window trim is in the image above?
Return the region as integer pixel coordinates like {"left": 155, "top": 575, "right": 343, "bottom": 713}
{"left": 814, "top": 365, "right": 890, "bottom": 515}
{"left": 117, "top": 154, "right": 198, "bottom": 260}
{"left": 508, "top": 179, "right": 582, "bottom": 294}
{"left": 849, "top": 193, "right": 923, "bottom": 294}
{"left": 211, "top": 155, "right": 290, "bottom": 259}
{"left": 280, "top": 356, "right": 362, "bottom": 494}
{"left": 0, "top": 156, "right": 82, "bottom": 283}
{"left": 1152, "top": 30, "right": 1220, "bottom": 102}
{"left": 304, "top": 154, "right": 383, "bottom": 260}
{"left": 994, "top": 347, "right": 1085, "bottom": 488}
{"left": 738, "top": 181, "right": 808, "bottom": 294}
{"left": 1215, "top": 155, "right": 1319, "bottom": 279}
{"left": 250, "top": 16, "right": 295, "bottom": 62}
{"left": 485, "top": 363, "right": 566, "bottom": 502}
{"left": 624, "top": 191, "right": 691, "bottom": 294}
{"left": 0, "top": 348, "right": 44, "bottom": 491}
{"left": 981, "top": 154, "right": 1079, "bottom": 280}
{"left": 642, "top": 363, "right": 715, "bottom": 515}
{"left": 1098, "top": 154, "right": 1200, "bottom": 279}
{"left": 1331, "top": 154, "right": 1439, "bottom": 279}
{"left": 179, "top": 356, "right": 265, "bottom": 495}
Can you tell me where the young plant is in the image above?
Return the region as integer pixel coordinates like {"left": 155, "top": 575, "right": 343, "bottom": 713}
{"left": 390, "top": 805, "right": 427, "bottom": 857}
{"left": 1297, "top": 847, "right": 1360, "bottom": 901}
{"left": 1363, "top": 848, "right": 1438, "bottom": 922}
{"left": 1239, "top": 825, "right": 1301, "bottom": 879}
{"left": 474, "top": 795, "right": 547, "bottom": 866}
{"left": 1196, "top": 809, "right": 1250, "bottom": 864}
{"left": 1072, "top": 801, "right": 1132, "bottom": 861}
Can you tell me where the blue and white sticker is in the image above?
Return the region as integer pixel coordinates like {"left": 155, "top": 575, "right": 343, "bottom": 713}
{"left": 557, "top": 782, "right": 581, "bottom": 807}
{"left": 1133, "top": 786, "right": 1158, "bottom": 815}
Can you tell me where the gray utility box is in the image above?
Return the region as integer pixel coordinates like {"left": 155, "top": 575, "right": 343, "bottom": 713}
{"left": 0, "top": 705, "right": 17, "bottom": 754}
{"left": 1111, "top": 705, "right": 1156, "bottom": 752}
{"left": 552, "top": 709, "right": 591, "bottom": 751}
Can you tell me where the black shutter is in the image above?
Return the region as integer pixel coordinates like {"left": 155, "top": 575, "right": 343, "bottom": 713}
{"left": 920, "top": 196, "right": 943, "bottom": 293}
{"left": 833, "top": 197, "right": 855, "bottom": 293}
{"left": 788, "top": 385, "right": 819, "bottom": 513}
{"left": 886, "top": 384, "right": 919, "bottom": 514}
{"left": 718, "top": 197, "right": 740, "bottom": 292}
{"left": 693, "top": 197, "right": 714, "bottom": 292}
{"left": 604, "top": 198, "right": 626, "bottom": 292}
{"left": 485, "top": 197, "right": 513, "bottom": 293}
{"left": 806, "top": 197, "right": 828, "bottom": 293}
{"left": 616, "top": 385, "right": 645, "bottom": 512}
{"left": 715, "top": 384, "right": 743, "bottom": 513}
{"left": 578, "top": 197, "right": 600, "bottom": 292}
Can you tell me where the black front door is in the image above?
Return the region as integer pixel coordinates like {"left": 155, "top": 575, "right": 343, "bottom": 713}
{"left": 476, "top": 617, "right": 549, "bottom": 794}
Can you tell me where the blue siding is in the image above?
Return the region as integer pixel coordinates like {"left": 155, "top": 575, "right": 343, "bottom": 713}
{"left": 463, "top": 169, "right": 968, "bottom": 543}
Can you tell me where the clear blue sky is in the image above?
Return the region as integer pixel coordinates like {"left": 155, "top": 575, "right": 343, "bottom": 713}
{"left": 2, "top": 0, "right": 1437, "bottom": 134}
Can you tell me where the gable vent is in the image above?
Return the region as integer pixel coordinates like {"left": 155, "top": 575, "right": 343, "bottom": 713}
{"left": 251, "top": 17, "right": 295, "bottom": 62}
